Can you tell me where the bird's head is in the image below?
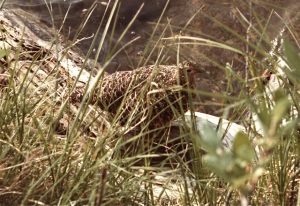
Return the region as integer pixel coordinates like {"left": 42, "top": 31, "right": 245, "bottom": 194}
{"left": 179, "top": 61, "right": 199, "bottom": 88}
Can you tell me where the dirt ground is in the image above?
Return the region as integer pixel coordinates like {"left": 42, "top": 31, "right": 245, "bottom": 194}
{"left": 5, "top": 0, "right": 300, "bottom": 115}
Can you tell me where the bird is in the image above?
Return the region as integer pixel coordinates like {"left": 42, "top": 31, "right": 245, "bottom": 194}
{"left": 93, "top": 62, "right": 197, "bottom": 131}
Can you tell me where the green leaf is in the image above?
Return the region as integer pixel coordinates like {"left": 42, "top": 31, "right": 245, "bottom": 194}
{"left": 0, "top": 48, "right": 10, "bottom": 59}
{"left": 198, "top": 122, "right": 222, "bottom": 153}
{"left": 256, "top": 103, "right": 270, "bottom": 133}
{"left": 232, "top": 132, "right": 255, "bottom": 162}
{"left": 203, "top": 152, "right": 233, "bottom": 181}
{"left": 283, "top": 39, "right": 300, "bottom": 78}
{"left": 273, "top": 88, "right": 286, "bottom": 103}
{"left": 271, "top": 97, "right": 291, "bottom": 127}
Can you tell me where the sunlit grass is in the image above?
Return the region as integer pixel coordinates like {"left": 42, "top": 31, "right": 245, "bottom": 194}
{"left": 0, "top": 0, "right": 299, "bottom": 205}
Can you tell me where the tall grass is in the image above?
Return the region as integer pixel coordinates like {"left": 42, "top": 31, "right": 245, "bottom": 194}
{"left": 0, "top": 0, "right": 299, "bottom": 205}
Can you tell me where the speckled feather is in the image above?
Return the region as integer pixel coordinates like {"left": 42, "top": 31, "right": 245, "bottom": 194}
{"left": 94, "top": 62, "right": 196, "bottom": 129}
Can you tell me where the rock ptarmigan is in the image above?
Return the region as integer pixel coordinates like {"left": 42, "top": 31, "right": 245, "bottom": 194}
{"left": 93, "top": 62, "right": 197, "bottom": 130}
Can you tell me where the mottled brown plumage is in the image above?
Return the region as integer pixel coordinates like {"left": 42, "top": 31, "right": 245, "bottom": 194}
{"left": 94, "top": 62, "right": 196, "bottom": 129}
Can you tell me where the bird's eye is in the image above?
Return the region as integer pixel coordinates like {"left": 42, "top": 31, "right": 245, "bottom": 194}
{"left": 187, "top": 62, "right": 193, "bottom": 68}
{"left": 184, "top": 62, "right": 193, "bottom": 72}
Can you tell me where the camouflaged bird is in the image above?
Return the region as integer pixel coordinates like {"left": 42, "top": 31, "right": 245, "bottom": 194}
{"left": 94, "top": 62, "right": 197, "bottom": 130}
